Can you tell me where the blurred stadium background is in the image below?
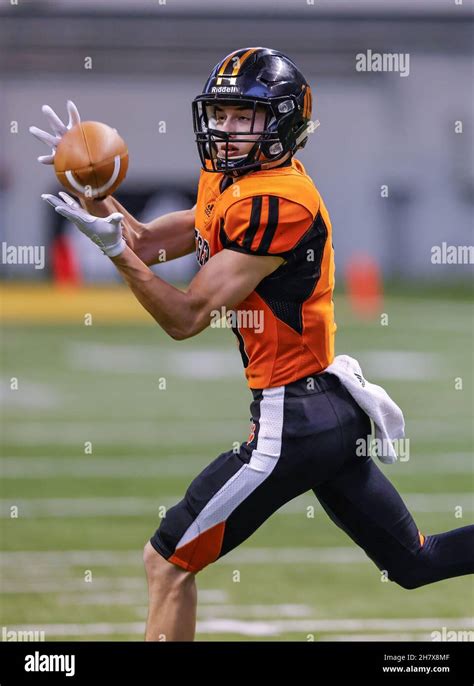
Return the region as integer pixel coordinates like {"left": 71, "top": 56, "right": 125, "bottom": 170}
{"left": 1, "top": 0, "right": 473, "bottom": 641}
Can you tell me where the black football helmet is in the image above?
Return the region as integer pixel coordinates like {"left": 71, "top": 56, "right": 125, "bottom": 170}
{"left": 192, "top": 47, "right": 313, "bottom": 175}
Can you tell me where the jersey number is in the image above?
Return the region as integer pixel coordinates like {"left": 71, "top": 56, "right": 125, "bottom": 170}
{"left": 194, "top": 228, "right": 210, "bottom": 266}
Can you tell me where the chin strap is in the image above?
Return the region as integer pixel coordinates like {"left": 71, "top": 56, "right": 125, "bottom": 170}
{"left": 259, "top": 151, "right": 292, "bottom": 170}
{"left": 215, "top": 142, "right": 291, "bottom": 175}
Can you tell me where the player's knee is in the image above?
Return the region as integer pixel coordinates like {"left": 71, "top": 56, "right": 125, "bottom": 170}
{"left": 143, "top": 540, "right": 173, "bottom": 577}
{"left": 143, "top": 541, "right": 194, "bottom": 587}
{"left": 391, "top": 572, "right": 421, "bottom": 590}
{"left": 388, "top": 559, "right": 426, "bottom": 590}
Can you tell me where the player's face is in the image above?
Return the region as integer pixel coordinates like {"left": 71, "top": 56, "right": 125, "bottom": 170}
{"left": 213, "top": 104, "right": 266, "bottom": 159}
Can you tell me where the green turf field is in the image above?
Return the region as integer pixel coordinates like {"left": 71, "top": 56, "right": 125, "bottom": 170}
{"left": 1, "top": 292, "right": 473, "bottom": 641}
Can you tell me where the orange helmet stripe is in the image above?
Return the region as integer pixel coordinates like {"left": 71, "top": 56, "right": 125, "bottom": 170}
{"left": 217, "top": 49, "right": 242, "bottom": 78}
{"left": 216, "top": 47, "right": 262, "bottom": 85}
{"left": 230, "top": 47, "right": 259, "bottom": 77}
{"left": 302, "top": 86, "right": 312, "bottom": 119}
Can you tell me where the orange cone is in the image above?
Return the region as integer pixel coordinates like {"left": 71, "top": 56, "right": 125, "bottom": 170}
{"left": 51, "top": 234, "right": 81, "bottom": 286}
{"left": 345, "top": 254, "right": 383, "bottom": 318}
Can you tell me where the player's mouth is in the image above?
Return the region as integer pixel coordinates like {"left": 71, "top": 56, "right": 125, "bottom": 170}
{"left": 217, "top": 144, "right": 244, "bottom": 158}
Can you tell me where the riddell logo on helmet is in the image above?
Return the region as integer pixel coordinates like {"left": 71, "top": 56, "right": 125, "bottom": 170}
{"left": 211, "top": 86, "right": 239, "bottom": 93}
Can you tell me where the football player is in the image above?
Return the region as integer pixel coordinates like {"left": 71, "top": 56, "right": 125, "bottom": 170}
{"left": 32, "top": 47, "right": 473, "bottom": 642}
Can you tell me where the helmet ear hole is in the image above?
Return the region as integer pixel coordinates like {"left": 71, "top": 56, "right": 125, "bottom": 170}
{"left": 269, "top": 142, "right": 283, "bottom": 155}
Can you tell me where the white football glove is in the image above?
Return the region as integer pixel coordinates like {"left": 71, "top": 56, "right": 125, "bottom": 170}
{"left": 42, "top": 192, "right": 126, "bottom": 258}
{"left": 29, "top": 100, "right": 81, "bottom": 165}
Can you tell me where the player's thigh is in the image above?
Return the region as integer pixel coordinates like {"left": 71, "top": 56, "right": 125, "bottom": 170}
{"left": 149, "top": 437, "right": 310, "bottom": 574}
{"left": 149, "top": 376, "right": 372, "bottom": 575}
{"left": 312, "top": 456, "right": 423, "bottom": 570}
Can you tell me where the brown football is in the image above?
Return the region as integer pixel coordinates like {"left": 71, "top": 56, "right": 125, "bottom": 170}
{"left": 54, "top": 121, "right": 129, "bottom": 199}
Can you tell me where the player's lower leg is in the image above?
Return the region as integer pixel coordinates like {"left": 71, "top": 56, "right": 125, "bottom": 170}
{"left": 389, "top": 525, "right": 474, "bottom": 590}
{"left": 143, "top": 541, "right": 197, "bottom": 641}
{"left": 313, "top": 456, "right": 474, "bottom": 591}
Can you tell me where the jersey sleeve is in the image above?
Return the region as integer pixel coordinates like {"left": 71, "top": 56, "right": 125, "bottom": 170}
{"left": 220, "top": 195, "right": 317, "bottom": 257}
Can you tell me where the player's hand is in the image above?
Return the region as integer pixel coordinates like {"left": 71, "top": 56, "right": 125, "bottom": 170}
{"left": 29, "top": 100, "right": 81, "bottom": 165}
{"left": 42, "top": 192, "right": 126, "bottom": 258}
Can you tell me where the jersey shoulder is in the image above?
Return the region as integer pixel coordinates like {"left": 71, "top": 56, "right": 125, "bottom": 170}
{"left": 220, "top": 193, "right": 318, "bottom": 257}
{"left": 219, "top": 159, "right": 322, "bottom": 256}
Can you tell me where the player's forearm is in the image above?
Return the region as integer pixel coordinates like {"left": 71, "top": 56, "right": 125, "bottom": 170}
{"left": 79, "top": 196, "right": 195, "bottom": 266}
{"left": 137, "top": 209, "right": 196, "bottom": 266}
{"left": 110, "top": 245, "right": 197, "bottom": 340}
{"left": 106, "top": 199, "right": 196, "bottom": 266}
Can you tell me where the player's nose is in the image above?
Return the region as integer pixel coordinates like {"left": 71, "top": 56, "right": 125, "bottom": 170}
{"left": 219, "top": 117, "right": 238, "bottom": 134}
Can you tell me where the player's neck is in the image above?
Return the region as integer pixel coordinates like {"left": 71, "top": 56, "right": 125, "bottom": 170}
{"left": 223, "top": 156, "right": 293, "bottom": 183}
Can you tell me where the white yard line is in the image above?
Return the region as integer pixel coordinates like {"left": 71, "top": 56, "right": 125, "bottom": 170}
{"left": 360, "top": 351, "right": 443, "bottom": 380}
{"left": 3, "top": 421, "right": 247, "bottom": 445}
{"left": 1, "top": 493, "right": 472, "bottom": 519}
{"left": 4, "top": 617, "right": 472, "bottom": 639}
{"left": 0, "top": 457, "right": 207, "bottom": 478}
{"left": 0, "top": 380, "right": 62, "bottom": 410}
{"left": 67, "top": 343, "right": 242, "bottom": 378}
{"left": 0, "top": 550, "right": 143, "bottom": 566}
{"left": 282, "top": 493, "right": 474, "bottom": 514}
{"left": 0, "top": 496, "right": 181, "bottom": 518}
{"left": 324, "top": 633, "right": 438, "bottom": 641}
{"left": 1, "top": 578, "right": 147, "bottom": 593}
{"left": 55, "top": 590, "right": 228, "bottom": 605}
{"left": 389, "top": 454, "right": 473, "bottom": 473}
{"left": 134, "top": 604, "right": 313, "bottom": 618}
{"left": 0, "top": 548, "right": 369, "bottom": 576}
{"left": 407, "top": 420, "right": 473, "bottom": 440}
{"left": 4, "top": 418, "right": 471, "bottom": 445}
{"left": 2, "top": 453, "right": 471, "bottom": 478}
{"left": 197, "top": 617, "right": 474, "bottom": 635}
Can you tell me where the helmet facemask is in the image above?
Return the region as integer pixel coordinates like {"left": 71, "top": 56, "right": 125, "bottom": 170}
{"left": 192, "top": 97, "right": 298, "bottom": 175}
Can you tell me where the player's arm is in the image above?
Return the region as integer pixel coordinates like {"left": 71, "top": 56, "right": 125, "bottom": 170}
{"left": 41, "top": 192, "right": 313, "bottom": 340}
{"left": 40, "top": 191, "right": 282, "bottom": 338}
{"left": 109, "top": 245, "right": 283, "bottom": 340}
{"left": 29, "top": 100, "right": 196, "bottom": 266}
{"left": 79, "top": 196, "right": 196, "bottom": 266}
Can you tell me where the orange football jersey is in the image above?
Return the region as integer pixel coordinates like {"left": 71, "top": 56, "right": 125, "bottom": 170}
{"left": 194, "top": 158, "right": 337, "bottom": 389}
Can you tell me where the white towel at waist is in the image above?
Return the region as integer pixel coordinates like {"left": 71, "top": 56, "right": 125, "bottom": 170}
{"left": 324, "top": 354, "right": 405, "bottom": 464}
